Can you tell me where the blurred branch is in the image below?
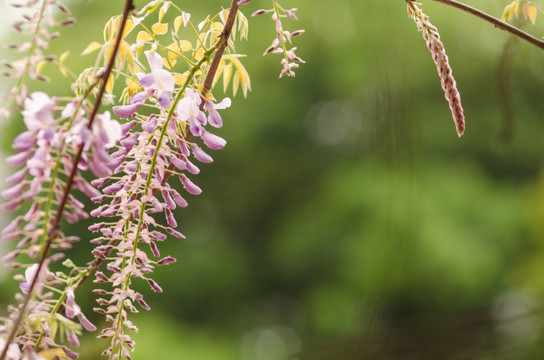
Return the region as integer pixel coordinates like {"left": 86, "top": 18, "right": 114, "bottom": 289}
{"left": 422, "top": 0, "right": 544, "bottom": 50}
{"left": 493, "top": 36, "right": 517, "bottom": 147}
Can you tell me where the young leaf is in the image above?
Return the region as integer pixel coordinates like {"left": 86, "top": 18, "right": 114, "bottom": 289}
{"left": 60, "top": 51, "right": 69, "bottom": 63}
{"left": 528, "top": 4, "right": 537, "bottom": 24}
{"left": 238, "top": 12, "right": 249, "bottom": 40}
{"left": 138, "top": 0, "right": 161, "bottom": 17}
{"left": 82, "top": 41, "right": 102, "bottom": 55}
{"left": 137, "top": 31, "right": 153, "bottom": 43}
{"left": 174, "top": 15, "right": 183, "bottom": 33}
{"left": 159, "top": 2, "right": 170, "bottom": 22}
{"left": 232, "top": 71, "right": 240, "bottom": 97}
{"left": 225, "top": 55, "right": 251, "bottom": 97}
{"left": 502, "top": 4, "right": 513, "bottom": 22}
{"left": 36, "top": 60, "right": 46, "bottom": 74}
{"left": 513, "top": 0, "right": 520, "bottom": 18}
{"left": 151, "top": 22, "right": 168, "bottom": 35}
{"left": 222, "top": 63, "right": 233, "bottom": 92}
{"left": 128, "top": 63, "right": 141, "bottom": 75}
{"left": 174, "top": 74, "right": 186, "bottom": 85}
{"left": 197, "top": 84, "right": 215, "bottom": 101}
{"left": 522, "top": 2, "right": 530, "bottom": 19}
{"left": 106, "top": 73, "right": 114, "bottom": 94}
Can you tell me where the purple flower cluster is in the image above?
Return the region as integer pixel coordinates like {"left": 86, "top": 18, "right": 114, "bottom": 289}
{"left": 88, "top": 49, "right": 230, "bottom": 358}
{"left": 2, "top": 0, "right": 76, "bottom": 118}
{"left": 407, "top": 1, "right": 465, "bottom": 137}
{"left": 2, "top": 91, "right": 121, "bottom": 260}
{"left": 113, "top": 50, "right": 175, "bottom": 118}
{"left": 0, "top": 88, "right": 122, "bottom": 358}
{"left": 252, "top": 1, "right": 305, "bottom": 77}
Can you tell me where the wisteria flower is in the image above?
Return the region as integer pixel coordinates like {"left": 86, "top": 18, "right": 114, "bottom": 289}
{"left": 202, "top": 131, "right": 227, "bottom": 150}
{"left": 204, "top": 98, "right": 231, "bottom": 128}
{"left": 114, "top": 50, "right": 175, "bottom": 118}
{"left": 85, "top": 111, "right": 122, "bottom": 177}
{"left": 18, "top": 263, "right": 54, "bottom": 295}
{"left": 21, "top": 92, "right": 56, "bottom": 132}
{"left": 176, "top": 88, "right": 231, "bottom": 137}
{"left": 176, "top": 88, "right": 207, "bottom": 136}
{"left": 15, "top": 92, "right": 58, "bottom": 152}
{"left": 139, "top": 50, "right": 175, "bottom": 105}
{"left": 0, "top": 337, "right": 21, "bottom": 360}
{"left": 94, "top": 111, "right": 122, "bottom": 149}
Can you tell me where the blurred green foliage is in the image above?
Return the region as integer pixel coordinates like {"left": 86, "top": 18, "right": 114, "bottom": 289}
{"left": 2, "top": 0, "right": 544, "bottom": 359}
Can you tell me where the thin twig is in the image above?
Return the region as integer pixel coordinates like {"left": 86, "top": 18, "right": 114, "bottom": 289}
{"left": 203, "top": 0, "right": 240, "bottom": 91}
{"left": 0, "top": 1, "right": 134, "bottom": 358}
{"left": 427, "top": 0, "right": 544, "bottom": 50}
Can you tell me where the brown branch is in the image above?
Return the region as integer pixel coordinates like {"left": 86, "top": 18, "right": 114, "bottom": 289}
{"left": 427, "top": 0, "right": 544, "bottom": 51}
{"left": 203, "top": 0, "right": 240, "bottom": 92}
{"left": 0, "top": 1, "right": 135, "bottom": 358}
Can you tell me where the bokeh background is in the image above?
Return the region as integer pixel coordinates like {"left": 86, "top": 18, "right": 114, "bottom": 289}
{"left": 2, "top": 0, "right": 544, "bottom": 359}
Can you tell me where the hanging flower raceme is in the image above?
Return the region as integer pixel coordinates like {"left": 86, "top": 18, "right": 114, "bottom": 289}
{"left": 407, "top": 1, "right": 465, "bottom": 137}
{"left": 90, "top": 50, "right": 230, "bottom": 356}
{"left": 2, "top": 92, "right": 122, "bottom": 265}
{"left": 1, "top": 0, "right": 76, "bottom": 120}
{"left": 0, "top": 89, "right": 122, "bottom": 360}
{"left": 252, "top": 0, "right": 305, "bottom": 77}
{"left": 0, "top": 260, "right": 91, "bottom": 360}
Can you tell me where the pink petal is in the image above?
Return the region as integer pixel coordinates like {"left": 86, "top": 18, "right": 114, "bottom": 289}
{"left": 6, "top": 168, "right": 28, "bottom": 184}
{"left": 2, "top": 182, "right": 27, "bottom": 200}
{"left": 191, "top": 144, "right": 213, "bottom": 163}
{"left": 145, "top": 50, "right": 164, "bottom": 70}
{"left": 214, "top": 97, "right": 231, "bottom": 110}
{"left": 12, "top": 131, "right": 35, "bottom": 152}
{"left": 207, "top": 109, "right": 223, "bottom": 128}
{"left": 113, "top": 103, "right": 141, "bottom": 119}
{"left": 6, "top": 150, "right": 32, "bottom": 167}
{"left": 202, "top": 132, "right": 226, "bottom": 150}
{"left": 180, "top": 174, "right": 202, "bottom": 195}
{"left": 77, "top": 313, "right": 97, "bottom": 331}
{"left": 184, "top": 157, "right": 200, "bottom": 175}
{"left": 165, "top": 208, "right": 177, "bottom": 228}
{"left": 147, "top": 278, "right": 163, "bottom": 293}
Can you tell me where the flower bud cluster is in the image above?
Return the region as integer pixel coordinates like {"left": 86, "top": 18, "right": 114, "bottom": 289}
{"left": 0, "top": 88, "right": 121, "bottom": 358}
{"left": 88, "top": 48, "right": 230, "bottom": 359}
{"left": 0, "top": 261, "right": 93, "bottom": 360}
{"left": 0, "top": 13, "right": 124, "bottom": 347}
{"left": 407, "top": 1, "right": 465, "bottom": 137}
{"left": 2, "top": 0, "right": 77, "bottom": 118}
{"left": 253, "top": 1, "right": 305, "bottom": 77}
{"left": 2, "top": 92, "right": 121, "bottom": 268}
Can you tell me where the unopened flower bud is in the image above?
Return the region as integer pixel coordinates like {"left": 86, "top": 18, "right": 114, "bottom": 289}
{"left": 252, "top": 9, "right": 267, "bottom": 17}
{"left": 147, "top": 278, "right": 163, "bottom": 293}
{"left": 61, "top": 18, "right": 76, "bottom": 26}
